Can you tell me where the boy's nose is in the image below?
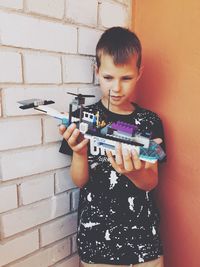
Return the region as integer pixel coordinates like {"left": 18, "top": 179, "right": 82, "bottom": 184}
{"left": 112, "top": 80, "right": 121, "bottom": 93}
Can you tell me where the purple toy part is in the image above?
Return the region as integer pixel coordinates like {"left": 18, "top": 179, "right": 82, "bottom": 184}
{"left": 110, "top": 121, "right": 138, "bottom": 134}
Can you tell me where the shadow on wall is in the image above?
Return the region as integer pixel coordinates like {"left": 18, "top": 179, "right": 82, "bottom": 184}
{"left": 134, "top": 53, "right": 174, "bottom": 169}
{"left": 135, "top": 54, "right": 167, "bottom": 111}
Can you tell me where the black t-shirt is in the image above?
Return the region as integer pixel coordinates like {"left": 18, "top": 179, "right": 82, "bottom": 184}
{"left": 59, "top": 100, "right": 166, "bottom": 265}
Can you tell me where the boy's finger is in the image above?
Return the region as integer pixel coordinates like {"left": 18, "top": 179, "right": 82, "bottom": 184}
{"left": 59, "top": 124, "right": 66, "bottom": 135}
{"left": 62, "top": 123, "right": 76, "bottom": 141}
{"left": 115, "top": 143, "right": 123, "bottom": 167}
{"left": 68, "top": 128, "right": 80, "bottom": 146}
{"left": 73, "top": 139, "right": 89, "bottom": 152}
{"left": 153, "top": 138, "right": 163, "bottom": 145}
{"left": 106, "top": 150, "right": 115, "bottom": 165}
{"left": 122, "top": 147, "right": 133, "bottom": 171}
{"left": 131, "top": 149, "right": 142, "bottom": 170}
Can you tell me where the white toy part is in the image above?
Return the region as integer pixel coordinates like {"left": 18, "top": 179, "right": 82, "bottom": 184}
{"left": 79, "top": 122, "right": 89, "bottom": 134}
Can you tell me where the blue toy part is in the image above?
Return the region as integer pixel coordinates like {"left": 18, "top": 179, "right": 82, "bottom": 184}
{"left": 60, "top": 117, "right": 69, "bottom": 127}
{"left": 139, "top": 140, "right": 166, "bottom": 162}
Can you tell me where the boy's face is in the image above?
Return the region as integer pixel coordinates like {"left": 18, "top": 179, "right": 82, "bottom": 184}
{"left": 96, "top": 54, "right": 142, "bottom": 113}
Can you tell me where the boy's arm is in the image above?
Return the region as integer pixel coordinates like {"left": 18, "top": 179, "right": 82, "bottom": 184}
{"left": 125, "top": 161, "right": 158, "bottom": 191}
{"left": 70, "top": 151, "right": 89, "bottom": 188}
{"left": 59, "top": 124, "right": 89, "bottom": 188}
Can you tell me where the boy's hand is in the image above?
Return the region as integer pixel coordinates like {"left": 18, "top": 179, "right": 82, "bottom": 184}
{"left": 106, "top": 143, "right": 153, "bottom": 174}
{"left": 59, "top": 123, "right": 89, "bottom": 155}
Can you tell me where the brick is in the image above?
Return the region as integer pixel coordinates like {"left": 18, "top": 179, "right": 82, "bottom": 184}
{"left": 99, "top": 1, "right": 128, "bottom": 28}
{"left": 71, "top": 234, "right": 77, "bottom": 253}
{"left": 78, "top": 27, "right": 102, "bottom": 55}
{"left": 0, "top": 184, "right": 17, "bottom": 213}
{"left": 0, "top": 230, "right": 39, "bottom": 266}
{"left": 0, "top": 51, "right": 22, "bottom": 83}
{"left": 62, "top": 55, "right": 94, "bottom": 83}
{"left": 3, "top": 87, "right": 77, "bottom": 117}
{"left": 40, "top": 212, "right": 77, "bottom": 246}
{"left": 26, "top": 0, "right": 65, "bottom": 19}
{"left": 43, "top": 117, "right": 63, "bottom": 143}
{"left": 71, "top": 189, "right": 80, "bottom": 211}
{"left": 0, "top": 90, "right": 2, "bottom": 117}
{"left": 116, "top": 0, "right": 131, "bottom": 4}
{"left": 0, "top": 0, "right": 23, "bottom": 9}
{"left": 0, "top": 11, "right": 77, "bottom": 53}
{"left": 7, "top": 238, "right": 70, "bottom": 267}
{"left": 0, "top": 192, "right": 70, "bottom": 237}
{"left": 55, "top": 168, "right": 76, "bottom": 194}
{"left": 54, "top": 254, "right": 80, "bottom": 267}
{"left": 23, "top": 52, "right": 62, "bottom": 84}
{"left": 19, "top": 174, "right": 54, "bottom": 205}
{"left": 0, "top": 144, "right": 71, "bottom": 181}
{"left": 0, "top": 117, "right": 41, "bottom": 150}
{"left": 66, "top": 0, "right": 97, "bottom": 26}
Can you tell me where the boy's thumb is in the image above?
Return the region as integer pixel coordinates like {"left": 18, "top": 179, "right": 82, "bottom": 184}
{"left": 59, "top": 124, "right": 66, "bottom": 135}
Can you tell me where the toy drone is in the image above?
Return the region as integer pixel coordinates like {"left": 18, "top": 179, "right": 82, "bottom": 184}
{"left": 18, "top": 93, "right": 166, "bottom": 163}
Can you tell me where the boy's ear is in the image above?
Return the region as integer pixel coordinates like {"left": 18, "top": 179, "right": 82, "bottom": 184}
{"left": 137, "top": 65, "right": 144, "bottom": 81}
{"left": 95, "top": 64, "right": 99, "bottom": 75}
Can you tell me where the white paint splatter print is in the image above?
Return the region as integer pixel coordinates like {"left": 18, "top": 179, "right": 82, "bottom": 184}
{"left": 152, "top": 226, "right": 157, "bottom": 235}
{"left": 82, "top": 222, "right": 100, "bottom": 228}
{"left": 128, "top": 197, "right": 135, "bottom": 211}
{"left": 105, "top": 229, "right": 111, "bottom": 240}
{"left": 87, "top": 193, "right": 92, "bottom": 202}
{"left": 138, "top": 254, "right": 145, "bottom": 263}
{"left": 109, "top": 170, "right": 118, "bottom": 189}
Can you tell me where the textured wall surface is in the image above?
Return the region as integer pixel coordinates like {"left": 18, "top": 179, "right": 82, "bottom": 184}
{"left": 133, "top": 1, "right": 200, "bottom": 266}
{"left": 0, "top": 0, "right": 132, "bottom": 266}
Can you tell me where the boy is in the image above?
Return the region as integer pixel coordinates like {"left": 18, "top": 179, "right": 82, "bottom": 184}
{"left": 59, "top": 27, "right": 165, "bottom": 267}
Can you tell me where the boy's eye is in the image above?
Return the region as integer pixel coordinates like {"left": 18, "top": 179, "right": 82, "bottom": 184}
{"left": 122, "top": 77, "right": 133, "bottom": 81}
{"left": 103, "top": 76, "right": 113, "bottom": 80}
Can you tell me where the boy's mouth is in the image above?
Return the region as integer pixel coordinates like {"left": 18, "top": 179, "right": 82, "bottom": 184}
{"left": 110, "top": 95, "right": 124, "bottom": 101}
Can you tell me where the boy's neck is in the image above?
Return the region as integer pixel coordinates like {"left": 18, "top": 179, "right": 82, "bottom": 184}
{"left": 101, "top": 98, "right": 135, "bottom": 115}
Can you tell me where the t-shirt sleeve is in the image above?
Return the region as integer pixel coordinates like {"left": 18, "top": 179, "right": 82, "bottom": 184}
{"left": 151, "top": 117, "right": 167, "bottom": 163}
{"left": 59, "top": 138, "right": 73, "bottom": 155}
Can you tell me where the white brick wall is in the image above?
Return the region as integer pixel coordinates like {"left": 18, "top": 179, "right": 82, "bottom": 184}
{"left": 19, "top": 173, "right": 54, "bottom": 204}
{"left": 0, "top": 184, "right": 18, "bottom": 213}
{"left": 0, "top": 51, "right": 22, "bottom": 83}
{"left": 23, "top": 52, "right": 62, "bottom": 84}
{"left": 0, "top": 0, "right": 132, "bottom": 265}
{"left": 78, "top": 27, "right": 102, "bottom": 55}
{"left": 0, "top": 11, "right": 77, "bottom": 52}
{"left": 66, "top": 0, "right": 98, "bottom": 26}
{"left": 0, "top": 117, "right": 41, "bottom": 150}
{"left": 62, "top": 55, "right": 94, "bottom": 83}
{"left": 0, "top": 192, "right": 70, "bottom": 237}
{"left": 71, "top": 189, "right": 80, "bottom": 211}
{"left": 54, "top": 254, "right": 80, "bottom": 267}
{"left": 55, "top": 168, "right": 76, "bottom": 194}
{"left": 99, "top": 1, "right": 129, "bottom": 28}
{"left": 0, "top": 0, "right": 23, "bottom": 10}
{"left": 7, "top": 238, "right": 71, "bottom": 267}
{"left": 40, "top": 212, "right": 78, "bottom": 246}
{"left": 26, "top": 0, "right": 65, "bottom": 19}
{"left": 43, "top": 117, "right": 63, "bottom": 143}
{"left": 0, "top": 144, "right": 71, "bottom": 181}
{"left": 0, "top": 230, "right": 39, "bottom": 266}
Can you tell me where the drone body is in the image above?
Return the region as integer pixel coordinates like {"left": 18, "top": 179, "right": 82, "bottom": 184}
{"left": 18, "top": 93, "right": 166, "bottom": 163}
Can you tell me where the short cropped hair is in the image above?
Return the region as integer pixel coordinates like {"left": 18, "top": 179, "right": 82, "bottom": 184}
{"left": 96, "top": 27, "right": 142, "bottom": 69}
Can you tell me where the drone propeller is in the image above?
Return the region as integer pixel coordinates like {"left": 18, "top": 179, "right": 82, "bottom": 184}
{"left": 67, "top": 92, "right": 95, "bottom": 98}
